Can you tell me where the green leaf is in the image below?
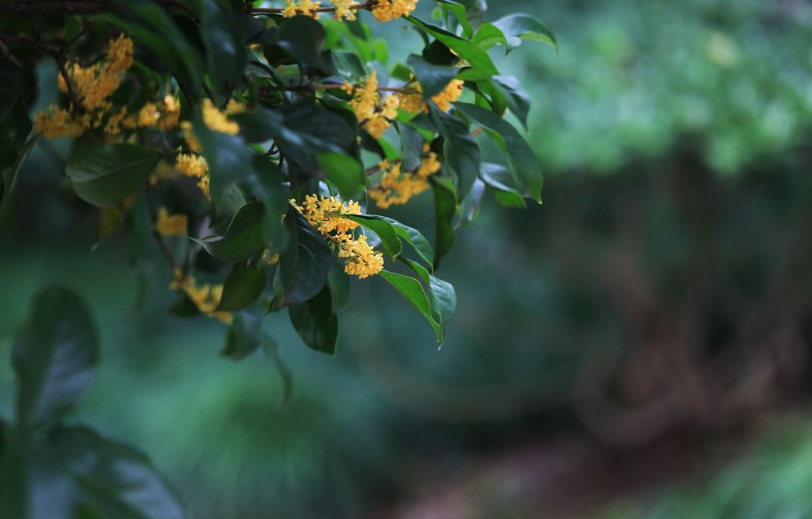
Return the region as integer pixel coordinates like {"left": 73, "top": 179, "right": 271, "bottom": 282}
{"left": 317, "top": 152, "right": 367, "bottom": 200}
{"left": 244, "top": 155, "right": 289, "bottom": 255}
{"left": 379, "top": 270, "right": 441, "bottom": 341}
{"left": 12, "top": 287, "right": 99, "bottom": 428}
{"left": 194, "top": 201, "right": 270, "bottom": 262}
{"left": 222, "top": 310, "right": 264, "bottom": 360}
{"left": 493, "top": 13, "right": 558, "bottom": 53}
{"left": 438, "top": 0, "right": 487, "bottom": 37}
{"left": 0, "top": 135, "right": 37, "bottom": 227}
{"left": 406, "top": 16, "right": 499, "bottom": 81}
{"left": 456, "top": 177, "right": 485, "bottom": 227}
{"left": 261, "top": 16, "right": 331, "bottom": 73}
{"left": 479, "top": 75, "right": 532, "bottom": 130}
{"left": 270, "top": 211, "right": 332, "bottom": 310}
{"left": 480, "top": 162, "right": 526, "bottom": 208}
{"left": 342, "top": 214, "right": 402, "bottom": 259}
{"left": 471, "top": 22, "right": 508, "bottom": 51}
{"left": 428, "top": 106, "right": 480, "bottom": 200}
{"left": 217, "top": 261, "right": 267, "bottom": 312}
{"left": 51, "top": 425, "right": 185, "bottom": 519}
{"left": 374, "top": 215, "right": 435, "bottom": 268}
{"left": 401, "top": 258, "right": 457, "bottom": 344}
{"left": 432, "top": 177, "right": 457, "bottom": 269}
{"left": 456, "top": 102, "right": 543, "bottom": 203}
{"left": 289, "top": 287, "right": 339, "bottom": 356}
{"left": 407, "top": 54, "right": 460, "bottom": 98}
{"left": 65, "top": 144, "right": 162, "bottom": 207}
{"left": 201, "top": 0, "right": 246, "bottom": 99}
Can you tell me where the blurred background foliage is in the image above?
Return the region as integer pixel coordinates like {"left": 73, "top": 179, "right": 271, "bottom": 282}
{"left": 3, "top": 0, "right": 812, "bottom": 518}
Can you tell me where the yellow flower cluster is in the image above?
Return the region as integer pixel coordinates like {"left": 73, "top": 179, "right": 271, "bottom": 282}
{"left": 369, "top": 144, "right": 441, "bottom": 208}
{"left": 293, "top": 195, "right": 384, "bottom": 279}
{"left": 170, "top": 268, "right": 232, "bottom": 324}
{"left": 175, "top": 153, "right": 211, "bottom": 199}
{"left": 282, "top": 0, "right": 321, "bottom": 18}
{"left": 347, "top": 71, "right": 399, "bottom": 139}
{"left": 370, "top": 0, "right": 418, "bottom": 22}
{"left": 397, "top": 78, "right": 464, "bottom": 113}
{"left": 155, "top": 207, "right": 188, "bottom": 237}
{"left": 34, "top": 35, "right": 182, "bottom": 139}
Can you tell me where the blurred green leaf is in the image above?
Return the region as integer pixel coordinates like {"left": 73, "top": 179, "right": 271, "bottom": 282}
{"left": 289, "top": 286, "right": 339, "bottom": 356}
{"left": 261, "top": 16, "right": 330, "bottom": 73}
{"left": 222, "top": 310, "right": 264, "bottom": 360}
{"left": 317, "top": 152, "right": 367, "bottom": 200}
{"left": 217, "top": 261, "right": 267, "bottom": 312}
{"left": 432, "top": 177, "right": 457, "bottom": 269}
{"left": 65, "top": 144, "right": 162, "bottom": 208}
{"left": 201, "top": 0, "right": 246, "bottom": 99}
{"left": 12, "top": 287, "right": 99, "bottom": 429}
{"left": 0, "top": 61, "right": 22, "bottom": 122}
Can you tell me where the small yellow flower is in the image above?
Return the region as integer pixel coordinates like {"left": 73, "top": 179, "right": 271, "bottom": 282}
{"left": 348, "top": 71, "right": 399, "bottom": 139}
{"left": 370, "top": 0, "right": 418, "bottom": 22}
{"left": 155, "top": 207, "right": 188, "bottom": 237}
{"left": 158, "top": 94, "right": 181, "bottom": 130}
{"left": 370, "top": 145, "right": 440, "bottom": 208}
{"left": 170, "top": 269, "right": 232, "bottom": 324}
{"left": 175, "top": 153, "right": 211, "bottom": 199}
{"left": 202, "top": 99, "right": 240, "bottom": 135}
{"left": 282, "top": 0, "right": 321, "bottom": 18}
{"left": 331, "top": 0, "right": 356, "bottom": 21}
{"left": 397, "top": 77, "right": 464, "bottom": 113}
{"left": 292, "top": 195, "right": 384, "bottom": 279}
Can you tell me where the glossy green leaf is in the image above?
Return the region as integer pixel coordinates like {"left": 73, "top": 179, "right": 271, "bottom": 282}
{"left": 379, "top": 270, "right": 441, "bottom": 340}
{"left": 217, "top": 261, "right": 267, "bottom": 312}
{"left": 407, "top": 54, "right": 460, "bottom": 98}
{"left": 342, "top": 214, "right": 402, "bottom": 259}
{"left": 317, "top": 152, "right": 367, "bottom": 200}
{"left": 493, "top": 13, "right": 558, "bottom": 53}
{"left": 428, "top": 105, "right": 480, "bottom": 200}
{"left": 374, "top": 215, "right": 435, "bottom": 268}
{"left": 0, "top": 135, "right": 37, "bottom": 226}
{"left": 480, "top": 162, "right": 527, "bottom": 208}
{"left": 406, "top": 16, "right": 499, "bottom": 81}
{"left": 194, "top": 201, "right": 270, "bottom": 262}
{"left": 65, "top": 144, "right": 162, "bottom": 207}
{"left": 289, "top": 287, "right": 339, "bottom": 356}
{"left": 456, "top": 177, "right": 486, "bottom": 227}
{"left": 456, "top": 102, "right": 543, "bottom": 203}
{"left": 12, "top": 287, "right": 99, "bottom": 428}
{"left": 471, "top": 22, "right": 508, "bottom": 51}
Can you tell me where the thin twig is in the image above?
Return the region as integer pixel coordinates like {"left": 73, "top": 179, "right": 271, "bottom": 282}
{"left": 0, "top": 38, "right": 23, "bottom": 69}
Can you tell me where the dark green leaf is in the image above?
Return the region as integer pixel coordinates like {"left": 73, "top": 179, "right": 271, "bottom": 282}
{"left": 289, "top": 287, "right": 339, "bottom": 356}
{"left": 407, "top": 54, "right": 459, "bottom": 98}
{"left": 428, "top": 106, "right": 480, "bottom": 199}
{"left": 493, "top": 13, "right": 558, "bottom": 53}
{"left": 194, "top": 201, "right": 270, "bottom": 262}
{"left": 217, "top": 261, "right": 267, "bottom": 311}
{"left": 65, "top": 144, "right": 162, "bottom": 207}
{"left": 12, "top": 287, "right": 99, "bottom": 428}
{"left": 480, "top": 162, "right": 526, "bottom": 208}
{"left": 270, "top": 211, "right": 332, "bottom": 310}
{"left": 0, "top": 135, "right": 36, "bottom": 227}
{"left": 401, "top": 258, "right": 457, "bottom": 344}
{"left": 0, "top": 60, "right": 22, "bottom": 122}
{"left": 374, "top": 215, "right": 435, "bottom": 268}
{"left": 244, "top": 155, "right": 289, "bottom": 256}
{"left": 193, "top": 113, "right": 253, "bottom": 214}
{"left": 317, "top": 152, "right": 367, "bottom": 200}
{"left": 201, "top": 0, "right": 246, "bottom": 99}
{"left": 456, "top": 102, "right": 543, "bottom": 202}
{"left": 327, "top": 260, "right": 351, "bottom": 313}
{"left": 261, "top": 16, "right": 331, "bottom": 73}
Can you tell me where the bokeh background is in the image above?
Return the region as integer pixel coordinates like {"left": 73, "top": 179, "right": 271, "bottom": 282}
{"left": 3, "top": 0, "right": 812, "bottom": 517}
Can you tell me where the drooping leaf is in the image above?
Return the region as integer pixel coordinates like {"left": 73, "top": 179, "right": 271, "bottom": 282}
{"left": 492, "top": 13, "right": 558, "bottom": 53}
{"left": 456, "top": 177, "right": 486, "bottom": 227}
{"left": 12, "top": 287, "right": 99, "bottom": 428}
{"left": 217, "top": 261, "right": 267, "bottom": 312}
{"left": 456, "top": 102, "right": 543, "bottom": 203}
{"left": 401, "top": 258, "right": 457, "bottom": 344}
{"left": 289, "top": 286, "right": 339, "bottom": 356}
{"left": 194, "top": 200, "right": 270, "bottom": 262}
{"left": 222, "top": 309, "right": 264, "bottom": 360}
{"left": 65, "top": 144, "right": 162, "bottom": 207}
{"left": 480, "top": 162, "right": 527, "bottom": 208}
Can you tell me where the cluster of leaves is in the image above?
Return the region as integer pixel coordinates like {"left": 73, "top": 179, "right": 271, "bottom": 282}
{"left": 1, "top": 0, "right": 554, "bottom": 357}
